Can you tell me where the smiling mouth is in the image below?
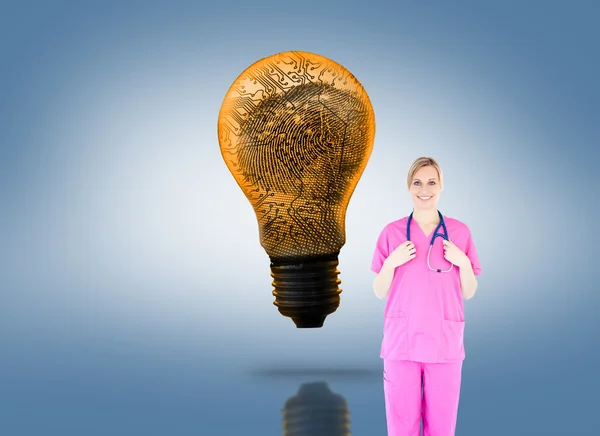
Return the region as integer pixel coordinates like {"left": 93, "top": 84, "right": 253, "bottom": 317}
{"left": 418, "top": 196, "right": 433, "bottom": 200}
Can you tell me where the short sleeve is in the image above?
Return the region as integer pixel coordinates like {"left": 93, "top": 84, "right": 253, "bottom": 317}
{"left": 464, "top": 227, "right": 482, "bottom": 276}
{"left": 371, "top": 226, "right": 390, "bottom": 274}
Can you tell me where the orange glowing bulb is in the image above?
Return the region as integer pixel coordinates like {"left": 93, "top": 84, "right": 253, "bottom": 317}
{"left": 217, "top": 51, "right": 375, "bottom": 328}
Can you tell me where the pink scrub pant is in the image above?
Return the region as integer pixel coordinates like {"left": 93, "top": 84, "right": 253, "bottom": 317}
{"left": 383, "top": 359, "right": 463, "bottom": 436}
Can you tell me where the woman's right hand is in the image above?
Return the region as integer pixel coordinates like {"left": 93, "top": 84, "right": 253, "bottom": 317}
{"left": 384, "top": 241, "right": 416, "bottom": 268}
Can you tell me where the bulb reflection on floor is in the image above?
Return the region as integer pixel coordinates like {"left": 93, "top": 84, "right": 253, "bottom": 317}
{"left": 281, "top": 381, "right": 350, "bottom": 436}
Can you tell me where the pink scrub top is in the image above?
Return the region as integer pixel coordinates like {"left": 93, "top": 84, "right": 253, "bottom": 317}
{"left": 371, "top": 214, "right": 482, "bottom": 363}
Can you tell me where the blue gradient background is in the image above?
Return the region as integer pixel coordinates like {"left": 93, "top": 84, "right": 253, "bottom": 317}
{"left": 1, "top": 1, "right": 598, "bottom": 435}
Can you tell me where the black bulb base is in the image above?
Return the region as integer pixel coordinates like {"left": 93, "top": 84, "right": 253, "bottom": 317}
{"left": 270, "top": 256, "right": 342, "bottom": 329}
{"left": 283, "top": 382, "right": 350, "bottom": 436}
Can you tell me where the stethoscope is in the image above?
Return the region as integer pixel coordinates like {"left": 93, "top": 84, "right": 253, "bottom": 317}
{"left": 406, "top": 210, "right": 454, "bottom": 273}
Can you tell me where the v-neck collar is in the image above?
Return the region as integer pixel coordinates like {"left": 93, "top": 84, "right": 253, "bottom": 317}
{"left": 415, "top": 221, "right": 437, "bottom": 239}
{"left": 408, "top": 211, "right": 443, "bottom": 241}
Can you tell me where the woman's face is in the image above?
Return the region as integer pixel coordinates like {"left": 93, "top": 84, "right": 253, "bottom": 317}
{"left": 409, "top": 165, "right": 442, "bottom": 210}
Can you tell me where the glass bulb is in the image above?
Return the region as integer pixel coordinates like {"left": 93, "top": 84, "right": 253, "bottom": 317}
{"left": 217, "top": 51, "right": 375, "bottom": 328}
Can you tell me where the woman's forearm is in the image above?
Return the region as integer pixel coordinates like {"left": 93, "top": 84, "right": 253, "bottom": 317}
{"left": 373, "top": 259, "right": 396, "bottom": 299}
{"left": 458, "top": 261, "right": 478, "bottom": 300}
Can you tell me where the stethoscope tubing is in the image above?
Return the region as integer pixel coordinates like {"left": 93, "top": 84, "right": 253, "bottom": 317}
{"left": 407, "top": 210, "right": 454, "bottom": 273}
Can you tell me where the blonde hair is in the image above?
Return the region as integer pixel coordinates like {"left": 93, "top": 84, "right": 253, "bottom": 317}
{"left": 407, "top": 157, "right": 443, "bottom": 189}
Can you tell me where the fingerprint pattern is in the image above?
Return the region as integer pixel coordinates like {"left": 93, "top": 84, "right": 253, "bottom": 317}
{"left": 218, "top": 52, "right": 375, "bottom": 263}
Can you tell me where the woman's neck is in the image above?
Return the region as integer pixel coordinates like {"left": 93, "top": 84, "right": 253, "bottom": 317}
{"left": 412, "top": 208, "right": 439, "bottom": 224}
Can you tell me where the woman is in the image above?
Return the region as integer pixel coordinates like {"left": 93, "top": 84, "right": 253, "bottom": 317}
{"left": 371, "top": 157, "right": 481, "bottom": 436}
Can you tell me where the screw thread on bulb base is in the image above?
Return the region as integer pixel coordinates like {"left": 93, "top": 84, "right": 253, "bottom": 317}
{"left": 270, "top": 255, "right": 342, "bottom": 328}
{"left": 283, "top": 382, "right": 350, "bottom": 435}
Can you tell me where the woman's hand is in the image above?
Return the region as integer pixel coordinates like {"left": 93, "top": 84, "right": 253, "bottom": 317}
{"left": 384, "top": 241, "right": 416, "bottom": 268}
{"left": 442, "top": 240, "right": 470, "bottom": 268}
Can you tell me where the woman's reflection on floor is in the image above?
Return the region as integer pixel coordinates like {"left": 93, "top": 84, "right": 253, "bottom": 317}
{"left": 282, "top": 381, "right": 350, "bottom": 436}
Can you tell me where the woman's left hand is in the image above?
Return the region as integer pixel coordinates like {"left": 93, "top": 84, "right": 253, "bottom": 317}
{"left": 442, "top": 240, "right": 470, "bottom": 268}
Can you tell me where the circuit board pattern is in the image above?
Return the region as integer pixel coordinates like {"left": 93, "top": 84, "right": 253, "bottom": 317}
{"left": 218, "top": 51, "right": 375, "bottom": 263}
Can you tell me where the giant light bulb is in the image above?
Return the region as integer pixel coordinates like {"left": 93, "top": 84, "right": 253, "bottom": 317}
{"left": 217, "top": 51, "right": 375, "bottom": 328}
